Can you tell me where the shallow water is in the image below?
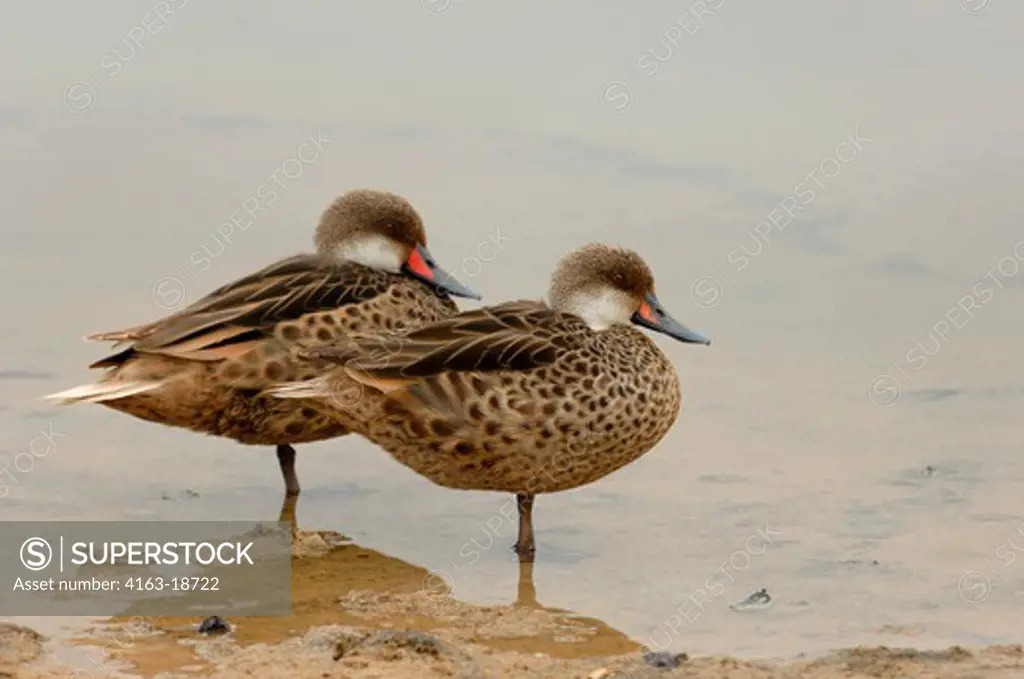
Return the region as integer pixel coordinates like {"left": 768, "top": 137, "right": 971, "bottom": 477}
{"left": 2, "top": 0, "right": 1024, "bottom": 663}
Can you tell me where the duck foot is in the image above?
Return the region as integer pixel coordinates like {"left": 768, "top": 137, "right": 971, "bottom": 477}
{"left": 276, "top": 444, "right": 301, "bottom": 497}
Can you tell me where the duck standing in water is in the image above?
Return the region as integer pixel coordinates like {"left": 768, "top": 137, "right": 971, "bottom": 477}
{"left": 43, "top": 189, "right": 480, "bottom": 499}
{"left": 273, "top": 243, "right": 709, "bottom": 556}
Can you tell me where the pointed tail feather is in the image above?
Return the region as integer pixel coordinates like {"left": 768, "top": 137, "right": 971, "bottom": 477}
{"left": 40, "top": 381, "right": 162, "bottom": 405}
{"left": 266, "top": 369, "right": 408, "bottom": 401}
{"left": 265, "top": 379, "right": 331, "bottom": 400}
{"left": 84, "top": 319, "right": 163, "bottom": 344}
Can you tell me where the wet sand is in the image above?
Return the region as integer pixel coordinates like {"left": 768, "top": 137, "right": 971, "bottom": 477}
{"left": 6, "top": 533, "right": 1024, "bottom": 678}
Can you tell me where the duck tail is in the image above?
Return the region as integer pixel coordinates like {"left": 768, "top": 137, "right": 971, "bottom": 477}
{"left": 40, "top": 381, "right": 163, "bottom": 405}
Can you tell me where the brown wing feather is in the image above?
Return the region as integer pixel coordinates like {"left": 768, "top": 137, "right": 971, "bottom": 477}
{"left": 333, "top": 300, "right": 586, "bottom": 423}
{"left": 324, "top": 300, "right": 566, "bottom": 383}
{"left": 85, "top": 255, "right": 316, "bottom": 343}
{"left": 89, "top": 255, "right": 399, "bottom": 366}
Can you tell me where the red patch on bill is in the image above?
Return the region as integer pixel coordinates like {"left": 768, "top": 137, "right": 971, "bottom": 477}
{"left": 407, "top": 247, "right": 433, "bottom": 279}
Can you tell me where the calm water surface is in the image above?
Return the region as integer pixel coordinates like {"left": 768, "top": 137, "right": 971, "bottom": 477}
{"left": 2, "top": 0, "right": 1023, "bottom": 660}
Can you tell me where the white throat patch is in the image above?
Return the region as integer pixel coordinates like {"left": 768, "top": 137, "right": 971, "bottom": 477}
{"left": 334, "top": 234, "right": 405, "bottom": 272}
{"left": 563, "top": 287, "right": 634, "bottom": 331}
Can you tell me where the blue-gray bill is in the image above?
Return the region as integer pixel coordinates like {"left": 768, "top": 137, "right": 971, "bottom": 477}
{"left": 404, "top": 244, "right": 482, "bottom": 300}
{"left": 632, "top": 293, "right": 711, "bottom": 345}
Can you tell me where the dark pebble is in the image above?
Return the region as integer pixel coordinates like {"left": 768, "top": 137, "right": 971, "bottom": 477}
{"left": 743, "top": 588, "right": 771, "bottom": 605}
{"left": 642, "top": 650, "right": 688, "bottom": 668}
{"left": 198, "top": 616, "right": 229, "bottom": 635}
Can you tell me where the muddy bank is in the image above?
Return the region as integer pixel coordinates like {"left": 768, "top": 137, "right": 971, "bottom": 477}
{"left": 8, "top": 616, "right": 1024, "bottom": 678}
{"left": 6, "top": 531, "right": 1024, "bottom": 678}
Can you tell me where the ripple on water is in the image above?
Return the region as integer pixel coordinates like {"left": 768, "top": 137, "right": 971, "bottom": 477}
{"left": 0, "top": 370, "right": 54, "bottom": 380}
{"left": 697, "top": 473, "right": 748, "bottom": 484}
{"left": 902, "top": 388, "right": 963, "bottom": 403}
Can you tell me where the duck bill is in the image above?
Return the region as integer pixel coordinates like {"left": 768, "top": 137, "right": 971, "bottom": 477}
{"left": 402, "top": 244, "right": 481, "bottom": 300}
{"left": 632, "top": 293, "right": 711, "bottom": 345}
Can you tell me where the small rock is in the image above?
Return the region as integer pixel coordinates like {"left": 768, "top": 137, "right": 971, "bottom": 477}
{"left": 730, "top": 588, "right": 772, "bottom": 612}
{"left": 301, "top": 625, "right": 354, "bottom": 654}
{"left": 643, "top": 650, "right": 688, "bottom": 668}
{"left": 198, "top": 616, "right": 230, "bottom": 635}
{"left": 362, "top": 630, "right": 444, "bottom": 657}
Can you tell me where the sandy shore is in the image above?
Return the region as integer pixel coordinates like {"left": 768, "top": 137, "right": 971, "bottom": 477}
{"left": 5, "top": 531, "right": 1023, "bottom": 679}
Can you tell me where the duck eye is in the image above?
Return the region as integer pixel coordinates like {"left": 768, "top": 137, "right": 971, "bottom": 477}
{"left": 613, "top": 273, "right": 625, "bottom": 285}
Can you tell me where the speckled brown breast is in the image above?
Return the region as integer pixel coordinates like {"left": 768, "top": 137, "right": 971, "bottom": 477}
{"left": 359, "top": 324, "right": 682, "bottom": 494}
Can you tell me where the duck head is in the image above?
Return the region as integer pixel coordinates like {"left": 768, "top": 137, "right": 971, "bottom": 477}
{"left": 548, "top": 243, "right": 710, "bottom": 345}
{"left": 315, "top": 189, "right": 480, "bottom": 300}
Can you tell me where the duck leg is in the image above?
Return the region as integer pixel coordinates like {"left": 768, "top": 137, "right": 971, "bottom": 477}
{"left": 276, "top": 444, "right": 301, "bottom": 497}
{"left": 513, "top": 493, "right": 536, "bottom": 559}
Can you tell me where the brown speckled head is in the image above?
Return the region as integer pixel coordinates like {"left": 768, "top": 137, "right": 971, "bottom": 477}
{"left": 315, "top": 189, "right": 427, "bottom": 271}
{"left": 313, "top": 189, "right": 482, "bottom": 300}
{"left": 550, "top": 243, "right": 710, "bottom": 344}
{"left": 548, "top": 244, "right": 655, "bottom": 328}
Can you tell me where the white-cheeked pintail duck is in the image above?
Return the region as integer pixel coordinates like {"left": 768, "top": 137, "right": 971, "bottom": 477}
{"left": 272, "top": 243, "right": 709, "bottom": 556}
{"left": 43, "top": 189, "right": 480, "bottom": 498}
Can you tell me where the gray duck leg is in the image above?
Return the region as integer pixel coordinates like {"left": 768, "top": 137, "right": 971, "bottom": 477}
{"left": 276, "top": 444, "right": 301, "bottom": 497}
{"left": 513, "top": 493, "right": 536, "bottom": 559}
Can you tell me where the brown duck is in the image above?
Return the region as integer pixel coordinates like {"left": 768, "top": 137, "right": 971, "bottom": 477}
{"left": 42, "top": 189, "right": 479, "bottom": 497}
{"left": 272, "top": 243, "right": 709, "bottom": 556}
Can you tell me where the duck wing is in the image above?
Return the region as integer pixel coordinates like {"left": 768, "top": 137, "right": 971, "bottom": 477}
{"left": 305, "top": 299, "right": 572, "bottom": 381}
{"left": 306, "top": 299, "right": 588, "bottom": 430}
{"left": 88, "top": 255, "right": 401, "bottom": 367}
